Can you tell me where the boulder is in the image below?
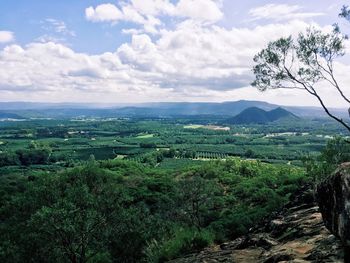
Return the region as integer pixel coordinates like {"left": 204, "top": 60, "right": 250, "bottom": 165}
{"left": 317, "top": 162, "right": 350, "bottom": 262}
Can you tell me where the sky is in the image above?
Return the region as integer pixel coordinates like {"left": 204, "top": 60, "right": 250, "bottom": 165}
{"left": 0, "top": 0, "right": 349, "bottom": 107}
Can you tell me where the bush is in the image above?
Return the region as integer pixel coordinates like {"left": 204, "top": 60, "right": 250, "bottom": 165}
{"left": 303, "top": 137, "right": 350, "bottom": 182}
{"left": 0, "top": 157, "right": 307, "bottom": 262}
{"left": 16, "top": 148, "right": 51, "bottom": 166}
{"left": 140, "top": 142, "right": 157, "bottom": 148}
{"left": 0, "top": 152, "right": 19, "bottom": 167}
{"left": 145, "top": 228, "right": 214, "bottom": 262}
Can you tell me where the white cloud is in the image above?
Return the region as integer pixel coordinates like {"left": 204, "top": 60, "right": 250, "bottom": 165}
{"left": 1, "top": 2, "right": 349, "bottom": 107}
{"left": 0, "top": 42, "right": 173, "bottom": 102}
{"left": 44, "top": 19, "right": 76, "bottom": 37}
{"left": 85, "top": 0, "right": 223, "bottom": 33}
{"left": 85, "top": 4, "right": 123, "bottom": 22}
{"left": 2, "top": 19, "right": 347, "bottom": 106}
{"left": 85, "top": 3, "right": 161, "bottom": 33}
{"left": 129, "top": 0, "right": 175, "bottom": 16}
{"left": 116, "top": 19, "right": 321, "bottom": 93}
{"left": 36, "top": 35, "right": 67, "bottom": 44}
{"left": 248, "top": 4, "right": 324, "bottom": 21}
{"left": 0, "top": 31, "right": 15, "bottom": 43}
{"left": 37, "top": 19, "right": 75, "bottom": 45}
{"left": 175, "top": 0, "right": 223, "bottom": 22}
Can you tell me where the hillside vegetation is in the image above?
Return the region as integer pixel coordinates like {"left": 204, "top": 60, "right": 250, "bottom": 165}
{"left": 0, "top": 112, "right": 24, "bottom": 120}
{"left": 0, "top": 158, "right": 307, "bottom": 262}
{"left": 226, "top": 107, "right": 298, "bottom": 124}
{"left": 0, "top": 116, "right": 347, "bottom": 262}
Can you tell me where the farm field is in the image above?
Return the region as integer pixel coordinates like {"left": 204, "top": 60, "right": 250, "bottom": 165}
{"left": 0, "top": 116, "right": 345, "bottom": 174}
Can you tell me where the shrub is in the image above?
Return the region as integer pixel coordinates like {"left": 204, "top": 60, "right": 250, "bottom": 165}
{"left": 145, "top": 228, "right": 214, "bottom": 262}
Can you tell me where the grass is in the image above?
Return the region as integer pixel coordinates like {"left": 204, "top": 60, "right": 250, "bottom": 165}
{"left": 136, "top": 134, "right": 154, "bottom": 139}
{"left": 183, "top": 125, "right": 229, "bottom": 131}
{"left": 183, "top": 125, "right": 204, "bottom": 129}
{"left": 114, "top": 154, "right": 127, "bottom": 159}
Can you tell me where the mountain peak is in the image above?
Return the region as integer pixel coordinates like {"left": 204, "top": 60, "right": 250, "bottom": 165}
{"left": 226, "top": 107, "right": 298, "bottom": 124}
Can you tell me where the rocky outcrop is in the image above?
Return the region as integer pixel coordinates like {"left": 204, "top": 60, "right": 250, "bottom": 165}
{"left": 317, "top": 162, "right": 350, "bottom": 262}
{"left": 169, "top": 188, "right": 343, "bottom": 263}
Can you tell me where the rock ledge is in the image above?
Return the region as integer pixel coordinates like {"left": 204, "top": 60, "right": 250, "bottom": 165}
{"left": 169, "top": 188, "right": 343, "bottom": 263}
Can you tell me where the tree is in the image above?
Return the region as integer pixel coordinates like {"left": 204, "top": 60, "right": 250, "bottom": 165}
{"left": 244, "top": 149, "right": 255, "bottom": 158}
{"left": 178, "top": 176, "right": 220, "bottom": 231}
{"left": 303, "top": 137, "right": 350, "bottom": 182}
{"left": 252, "top": 23, "right": 350, "bottom": 132}
{"left": 0, "top": 163, "right": 136, "bottom": 263}
{"left": 0, "top": 152, "right": 19, "bottom": 167}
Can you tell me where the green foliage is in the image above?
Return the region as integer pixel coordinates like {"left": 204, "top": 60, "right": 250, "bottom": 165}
{"left": 0, "top": 152, "right": 19, "bottom": 167}
{"left": 340, "top": 5, "right": 350, "bottom": 21}
{"left": 0, "top": 162, "right": 167, "bottom": 263}
{"left": 252, "top": 23, "right": 350, "bottom": 132}
{"left": 178, "top": 175, "right": 222, "bottom": 231}
{"left": 0, "top": 157, "right": 308, "bottom": 262}
{"left": 252, "top": 27, "right": 347, "bottom": 91}
{"left": 303, "top": 137, "right": 350, "bottom": 182}
{"left": 0, "top": 117, "right": 331, "bottom": 262}
{"left": 0, "top": 142, "right": 52, "bottom": 167}
{"left": 0, "top": 117, "right": 343, "bottom": 169}
{"left": 144, "top": 228, "right": 214, "bottom": 263}
{"left": 140, "top": 142, "right": 157, "bottom": 148}
{"left": 16, "top": 147, "right": 51, "bottom": 166}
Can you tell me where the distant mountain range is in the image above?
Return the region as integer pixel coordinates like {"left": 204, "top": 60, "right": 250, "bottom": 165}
{"left": 0, "top": 100, "right": 346, "bottom": 119}
{"left": 226, "top": 107, "right": 298, "bottom": 124}
{"left": 0, "top": 111, "right": 25, "bottom": 119}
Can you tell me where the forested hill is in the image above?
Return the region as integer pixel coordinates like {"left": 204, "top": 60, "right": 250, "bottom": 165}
{"left": 226, "top": 107, "right": 298, "bottom": 124}
{"left": 0, "top": 112, "right": 25, "bottom": 119}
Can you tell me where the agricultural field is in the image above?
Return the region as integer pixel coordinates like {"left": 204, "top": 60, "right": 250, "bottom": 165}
{"left": 0, "top": 116, "right": 345, "bottom": 174}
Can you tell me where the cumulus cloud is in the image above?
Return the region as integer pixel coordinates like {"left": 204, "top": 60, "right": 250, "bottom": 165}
{"left": 2, "top": 18, "right": 346, "bottom": 105}
{"left": 248, "top": 4, "right": 324, "bottom": 21}
{"left": 0, "top": 31, "right": 15, "bottom": 43}
{"left": 85, "top": 4, "right": 123, "bottom": 22}
{"left": 1, "top": 2, "right": 349, "bottom": 106}
{"left": 85, "top": 0, "right": 223, "bottom": 33}
{"left": 116, "top": 19, "right": 323, "bottom": 92}
{"left": 175, "top": 0, "right": 223, "bottom": 22}
{"left": 0, "top": 42, "right": 127, "bottom": 92}
{"left": 85, "top": 3, "right": 161, "bottom": 33}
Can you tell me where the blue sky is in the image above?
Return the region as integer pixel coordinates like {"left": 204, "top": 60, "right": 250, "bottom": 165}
{"left": 1, "top": 0, "right": 344, "bottom": 54}
{"left": 0, "top": 0, "right": 349, "bottom": 106}
{"left": 0, "top": 0, "right": 133, "bottom": 53}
